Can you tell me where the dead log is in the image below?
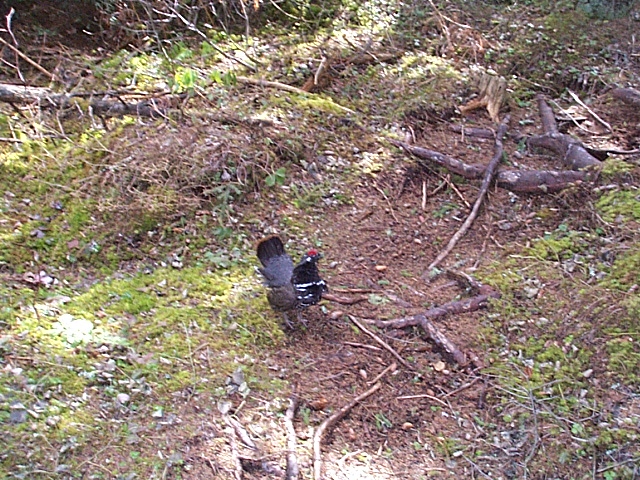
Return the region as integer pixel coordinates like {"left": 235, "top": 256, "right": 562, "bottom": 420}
{"left": 496, "top": 169, "right": 587, "bottom": 193}
{"left": 0, "top": 82, "right": 182, "bottom": 118}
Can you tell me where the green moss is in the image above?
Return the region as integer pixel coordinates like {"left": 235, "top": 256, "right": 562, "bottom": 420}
{"left": 596, "top": 189, "right": 640, "bottom": 223}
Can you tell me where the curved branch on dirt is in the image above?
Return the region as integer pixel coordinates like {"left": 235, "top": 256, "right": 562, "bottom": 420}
{"left": 427, "top": 115, "right": 510, "bottom": 271}
{"left": 526, "top": 95, "right": 602, "bottom": 170}
{"left": 390, "top": 139, "right": 486, "bottom": 178}
{"left": 284, "top": 392, "right": 299, "bottom": 480}
{"left": 366, "top": 285, "right": 500, "bottom": 367}
{"left": 313, "top": 382, "right": 382, "bottom": 480}
{"left": 348, "top": 315, "right": 413, "bottom": 370}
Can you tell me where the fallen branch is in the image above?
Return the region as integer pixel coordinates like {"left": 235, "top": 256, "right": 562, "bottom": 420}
{"left": 224, "top": 415, "right": 257, "bottom": 450}
{"left": 368, "top": 361, "right": 397, "bottom": 385}
{"left": 313, "top": 382, "right": 382, "bottom": 480}
{"left": 0, "top": 83, "right": 183, "bottom": 118}
{"left": 427, "top": 115, "right": 510, "bottom": 271}
{"left": 225, "top": 420, "right": 243, "bottom": 480}
{"left": 369, "top": 290, "right": 500, "bottom": 329}
{"left": 449, "top": 124, "right": 496, "bottom": 139}
{"left": 391, "top": 139, "right": 589, "bottom": 193}
{"left": 236, "top": 75, "right": 310, "bottom": 95}
{"left": 0, "top": 36, "right": 55, "bottom": 80}
{"left": 365, "top": 285, "right": 500, "bottom": 367}
{"left": 348, "top": 315, "right": 413, "bottom": 370}
{"left": 284, "top": 392, "right": 299, "bottom": 480}
{"left": 567, "top": 89, "right": 611, "bottom": 133}
{"left": 527, "top": 95, "right": 602, "bottom": 170}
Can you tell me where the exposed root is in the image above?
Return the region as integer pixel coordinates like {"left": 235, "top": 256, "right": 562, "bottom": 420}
{"left": 313, "top": 382, "right": 383, "bottom": 480}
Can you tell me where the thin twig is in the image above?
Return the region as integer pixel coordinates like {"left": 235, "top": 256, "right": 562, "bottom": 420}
{"left": 397, "top": 393, "right": 448, "bottom": 407}
{"left": 0, "top": 36, "right": 54, "bottom": 80}
{"left": 427, "top": 115, "right": 510, "bottom": 272}
{"left": 343, "top": 341, "right": 382, "bottom": 351}
{"left": 441, "top": 377, "right": 481, "bottom": 398}
{"left": 236, "top": 76, "right": 356, "bottom": 114}
{"left": 161, "top": 6, "right": 258, "bottom": 71}
{"left": 368, "top": 362, "right": 397, "bottom": 385}
{"left": 314, "top": 55, "right": 328, "bottom": 86}
{"left": 567, "top": 89, "right": 612, "bottom": 132}
{"left": 313, "top": 382, "right": 382, "bottom": 480}
{"left": 348, "top": 315, "right": 413, "bottom": 370}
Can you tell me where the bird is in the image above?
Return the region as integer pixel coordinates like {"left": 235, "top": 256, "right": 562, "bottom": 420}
{"left": 256, "top": 235, "right": 327, "bottom": 325}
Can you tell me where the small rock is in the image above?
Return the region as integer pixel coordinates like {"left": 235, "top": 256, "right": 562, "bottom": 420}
{"left": 401, "top": 422, "right": 414, "bottom": 430}
{"left": 359, "top": 369, "right": 367, "bottom": 380}
{"left": 46, "top": 415, "right": 61, "bottom": 427}
{"left": 582, "top": 369, "right": 593, "bottom": 378}
{"left": 117, "top": 393, "right": 131, "bottom": 404}
{"left": 310, "top": 397, "right": 328, "bottom": 411}
{"left": 151, "top": 407, "right": 163, "bottom": 418}
{"left": 375, "top": 265, "right": 388, "bottom": 272}
{"left": 433, "top": 361, "right": 446, "bottom": 372}
{"left": 329, "top": 310, "right": 344, "bottom": 320}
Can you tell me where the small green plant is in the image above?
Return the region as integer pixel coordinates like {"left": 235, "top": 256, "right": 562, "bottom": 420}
{"left": 433, "top": 201, "right": 459, "bottom": 219}
{"left": 265, "top": 167, "right": 287, "bottom": 187}
{"left": 374, "top": 412, "right": 392, "bottom": 431}
{"left": 171, "top": 67, "right": 199, "bottom": 93}
{"left": 210, "top": 70, "right": 237, "bottom": 86}
{"left": 299, "top": 406, "right": 311, "bottom": 425}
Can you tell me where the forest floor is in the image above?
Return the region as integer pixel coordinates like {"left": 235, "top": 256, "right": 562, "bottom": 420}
{"left": 1, "top": 1, "right": 639, "bottom": 479}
